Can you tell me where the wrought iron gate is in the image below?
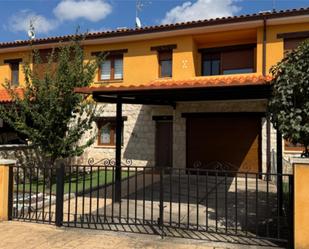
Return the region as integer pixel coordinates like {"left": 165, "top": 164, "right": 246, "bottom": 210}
{"left": 11, "top": 163, "right": 293, "bottom": 246}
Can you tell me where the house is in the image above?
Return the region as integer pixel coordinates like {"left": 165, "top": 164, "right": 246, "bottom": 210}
{"left": 0, "top": 8, "right": 309, "bottom": 173}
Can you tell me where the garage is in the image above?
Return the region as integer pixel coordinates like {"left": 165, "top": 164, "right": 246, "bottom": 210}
{"left": 186, "top": 113, "right": 261, "bottom": 173}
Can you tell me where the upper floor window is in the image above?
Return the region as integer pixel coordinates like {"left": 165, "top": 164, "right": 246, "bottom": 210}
{"left": 200, "top": 44, "right": 255, "bottom": 76}
{"left": 158, "top": 51, "right": 172, "bottom": 78}
{"left": 4, "top": 59, "right": 22, "bottom": 86}
{"left": 284, "top": 37, "right": 309, "bottom": 54}
{"left": 98, "top": 55, "right": 123, "bottom": 81}
{"left": 151, "top": 44, "right": 177, "bottom": 79}
{"left": 278, "top": 31, "right": 309, "bottom": 55}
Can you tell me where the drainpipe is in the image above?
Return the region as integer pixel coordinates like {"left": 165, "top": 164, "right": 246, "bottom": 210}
{"left": 263, "top": 16, "right": 271, "bottom": 175}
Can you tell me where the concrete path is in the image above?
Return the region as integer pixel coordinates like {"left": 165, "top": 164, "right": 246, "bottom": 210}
{"left": 0, "top": 221, "right": 283, "bottom": 249}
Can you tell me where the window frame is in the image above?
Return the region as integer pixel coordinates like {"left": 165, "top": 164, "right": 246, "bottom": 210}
{"left": 158, "top": 50, "right": 173, "bottom": 78}
{"left": 98, "top": 54, "right": 124, "bottom": 81}
{"left": 96, "top": 117, "right": 126, "bottom": 147}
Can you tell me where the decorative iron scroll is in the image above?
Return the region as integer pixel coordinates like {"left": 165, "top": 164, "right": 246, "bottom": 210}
{"left": 88, "top": 158, "right": 132, "bottom": 167}
{"left": 193, "top": 160, "right": 251, "bottom": 171}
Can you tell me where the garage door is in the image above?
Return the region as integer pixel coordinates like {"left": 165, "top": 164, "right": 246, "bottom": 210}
{"left": 187, "top": 114, "right": 261, "bottom": 173}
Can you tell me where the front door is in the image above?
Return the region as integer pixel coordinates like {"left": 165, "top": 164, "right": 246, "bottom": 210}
{"left": 155, "top": 120, "right": 173, "bottom": 168}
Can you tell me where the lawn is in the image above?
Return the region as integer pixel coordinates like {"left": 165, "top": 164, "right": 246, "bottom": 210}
{"left": 15, "top": 169, "right": 134, "bottom": 195}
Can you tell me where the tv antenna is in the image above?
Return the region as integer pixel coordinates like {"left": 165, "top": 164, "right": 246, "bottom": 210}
{"left": 28, "top": 18, "right": 36, "bottom": 40}
{"left": 272, "top": 0, "right": 276, "bottom": 10}
{"left": 135, "top": 0, "right": 151, "bottom": 28}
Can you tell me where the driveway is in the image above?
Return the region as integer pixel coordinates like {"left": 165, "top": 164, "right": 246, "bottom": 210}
{"left": 0, "top": 221, "right": 284, "bottom": 249}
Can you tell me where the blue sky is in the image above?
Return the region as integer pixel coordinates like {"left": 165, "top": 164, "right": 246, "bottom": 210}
{"left": 0, "top": 0, "right": 309, "bottom": 43}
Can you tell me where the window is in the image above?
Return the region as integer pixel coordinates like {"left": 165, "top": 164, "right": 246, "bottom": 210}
{"left": 201, "top": 45, "right": 255, "bottom": 76}
{"left": 10, "top": 62, "right": 19, "bottom": 86}
{"left": 4, "top": 59, "right": 22, "bottom": 86}
{"left": 284, "top": 37, "right": 309, "bottom": 54}
{"left": 202, "top": 53, "right": 220, "bottom": 76}
{"left": 96, "top": 118, "right": 125, "bottom": 146}
{"left": 158, "top": 51, "right": 172, "bottom": 78}
{"left": 99, "top": 55, "right": 123, "bottom": 81}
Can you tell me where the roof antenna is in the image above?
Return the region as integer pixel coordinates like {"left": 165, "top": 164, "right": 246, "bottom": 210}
{"left": 136, "top": 0, "right": 143, "bottom": 28}
{"left": 272, "top": 0, "right": 276, "bottom": 11}
{"left": 28, "top": 18, "right": 36, "bottom": 40}
{"left": 135, "top": 0, "right": 151, "bottom": 28}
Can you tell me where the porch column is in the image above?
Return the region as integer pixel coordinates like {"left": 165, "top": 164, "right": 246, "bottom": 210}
{"left": 115, "top": 97, "right": 122, "bottom": 202}
{"left": 276, "top": 131, "right": 283, "bottom": 215}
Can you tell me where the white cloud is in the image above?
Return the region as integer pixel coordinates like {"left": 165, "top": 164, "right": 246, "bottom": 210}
{"left": 8, "top": 10, "right": 59, "bottom": 34}
{"left": 54, "top": 0, "right": 112, "bottom": 22}
{"left": 161, "top": 0, "right": 241, "bottom": 24}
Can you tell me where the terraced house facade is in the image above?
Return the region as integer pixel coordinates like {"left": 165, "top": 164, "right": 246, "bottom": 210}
{"left": 1, "top": 8, "right": 309, "bottom": 173}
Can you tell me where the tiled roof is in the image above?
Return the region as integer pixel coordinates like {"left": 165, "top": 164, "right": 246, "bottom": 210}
{"left": 0, "top": 88, "right": 24, "bottom": 103}
{"left": 75, "top": 74, "right": 272, "bottom": 94}
{"left": 1, "top": 7, "right": 309, "bottom": 49}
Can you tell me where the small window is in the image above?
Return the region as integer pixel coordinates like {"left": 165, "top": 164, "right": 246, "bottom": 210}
{"left": 10, "top": 62, "right": 19, "bottom": 86}
{"left": 158, "top": 51, "right": 172, "bottom": 78}
{"left": 99, "top": 55, "right": 123, "bottom": 81}
{"left": 97, "top": 119, "right": 124, "bottom": 146}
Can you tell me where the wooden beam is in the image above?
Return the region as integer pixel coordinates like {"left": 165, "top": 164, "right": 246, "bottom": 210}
{"left": 150, "top": 44, "right": 177, "bottom": 51}
{"left": 91, "top": 49, "right": 128, "bottom": 57}
{"left": 277, "top": 30, "right": 309, "bottom": 39}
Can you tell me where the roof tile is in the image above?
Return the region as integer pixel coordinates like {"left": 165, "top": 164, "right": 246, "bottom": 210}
{"left": 0, "top": 88, "right": 24, "bottom": 103}
{"left": 75, "top": 74, "right": 272, "bottom": 94}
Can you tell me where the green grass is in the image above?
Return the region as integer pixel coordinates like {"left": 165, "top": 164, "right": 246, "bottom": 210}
{"left": 16, "top": 170, "right": 133, "bottom": 195}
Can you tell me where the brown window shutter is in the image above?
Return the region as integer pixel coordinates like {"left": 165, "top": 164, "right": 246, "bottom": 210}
{"left": 159, "top": 51, "right": 172, "bottom": 61}
{"left": 221, "top": 49, "right": 254, "bottom": 71}
{"left": 284, "top": 38, "right": 308, "bottom": 52}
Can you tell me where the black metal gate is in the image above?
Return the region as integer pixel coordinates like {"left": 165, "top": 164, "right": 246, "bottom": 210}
{"left": 11, "top": 164, "right": 293, "bottom": 247}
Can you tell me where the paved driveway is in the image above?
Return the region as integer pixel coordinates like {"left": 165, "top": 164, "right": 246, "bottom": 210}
{"left": 0, "top": 221, "right": 283, "bottom": 249}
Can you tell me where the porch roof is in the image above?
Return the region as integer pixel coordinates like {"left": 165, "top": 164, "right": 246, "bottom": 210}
{"left": 75, "top": 74, "right": 272, "bottom": 106}
{"left": 0, "top": 88, "right": 24, "bottom": 103}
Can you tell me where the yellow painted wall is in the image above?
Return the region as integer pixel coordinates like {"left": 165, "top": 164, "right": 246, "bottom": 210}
{"left": 266, "top": 22, "right": 309, "bottom": 73}
{"left": 294, "top": 163, "right": 309, "bottom": 249}
{"left": 1, "top": 21, "right": 309, "bottom": 89}
{"left": 0, "top": 51, "right": 30, "bottom": 88}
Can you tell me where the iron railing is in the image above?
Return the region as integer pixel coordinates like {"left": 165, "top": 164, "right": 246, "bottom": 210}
{"left": 10, "top": 164, "right": 293, "bottom": 246}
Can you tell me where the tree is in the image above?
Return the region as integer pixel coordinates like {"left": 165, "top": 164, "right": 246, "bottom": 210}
{"left": 0, "top": 36, "right": 104, "bottom": 166}
{"left": 268, "top": 40, "right": 309, "bottom": 157}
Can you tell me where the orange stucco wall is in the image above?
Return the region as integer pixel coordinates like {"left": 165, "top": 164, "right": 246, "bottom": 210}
{"left": 0, "top": 21, "right": 309, "bottom": 88}
{"left": 294, "top": 163, "right": 309, "bottom": 249}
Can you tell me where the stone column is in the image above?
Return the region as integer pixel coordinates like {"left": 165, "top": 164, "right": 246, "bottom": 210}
{"left": 0, "top": 159, "right": 16, "bottom": 221}
{"left": 292, "top": 157, "right": 309, "bottom": 249}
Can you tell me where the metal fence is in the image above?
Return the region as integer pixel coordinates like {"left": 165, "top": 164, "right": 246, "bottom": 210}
{"left": 10, "top": 164, "right": 293, "bottom": 246}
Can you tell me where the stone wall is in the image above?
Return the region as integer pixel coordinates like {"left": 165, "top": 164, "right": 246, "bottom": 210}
{"left": 0, "top": 144, "right": 43, "bottom": 167}
{"left": 76, "top": 99, "right": 277, "bottom": 173}
{"left": 75, "top": 103, "right": 157, "bottom": 166}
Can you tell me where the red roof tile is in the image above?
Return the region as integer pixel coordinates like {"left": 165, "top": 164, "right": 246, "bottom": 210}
{"left": 1, "top": 7, "right": 309, "bottom": 49}
{"left": 75, "top": 74, "right": 272, "bottom": 94}
{"left": 0, "top": 88, "right": 24, "bottom": 103}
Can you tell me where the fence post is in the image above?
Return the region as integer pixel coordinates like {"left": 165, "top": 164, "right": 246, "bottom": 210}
{"left": 292, "top": 158, "right": 309, "bottom": 249}
{"left": 158, "top": 167, "right": 164, "bottom": 238}
{"left": 0, "top": 159, "right": 15, "bottom": 221}
{"left": 55, "top": 163, "right": 65, "bottom": 227}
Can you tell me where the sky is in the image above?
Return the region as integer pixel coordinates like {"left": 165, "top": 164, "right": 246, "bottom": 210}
{"left": 0, "top": 0, "right": 309, "bottom": 43}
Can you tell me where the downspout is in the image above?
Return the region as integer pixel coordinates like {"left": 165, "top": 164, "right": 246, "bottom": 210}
{"left": 263, "top": 16, "right": 271, "bottom": 175}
